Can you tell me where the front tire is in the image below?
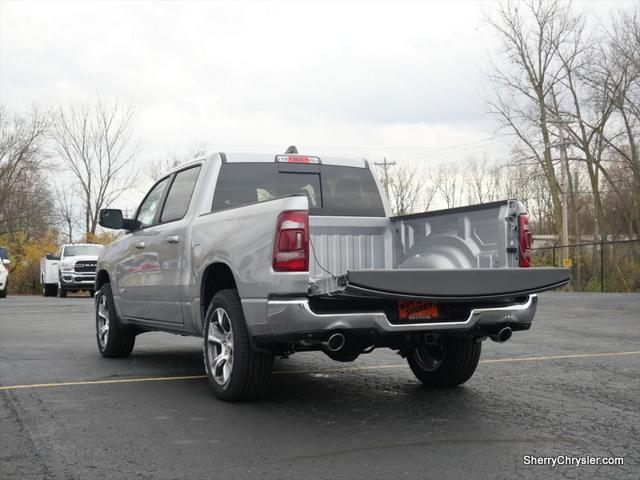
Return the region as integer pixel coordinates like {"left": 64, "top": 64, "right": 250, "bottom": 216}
{"left": 96, "top": 283, "right": 136, "bottom": 358}
{"left": 406, "top": 337, "right": 481, "bottom": 387}
{"left": 203, "top": 289, "right": 273, "bottom": 402}
{"left": 0, "top": 281, "right": 6, "bottom": 298}
{"left": 57, "top": 280, "right": 67, "bottom": 298}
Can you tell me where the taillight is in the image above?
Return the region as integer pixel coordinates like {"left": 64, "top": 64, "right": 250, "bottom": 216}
{"left": 518, "top": 214, "right": 532, "bottom": 267}
{"left": 273, "top": 210, "right": 309, "bottom": 272}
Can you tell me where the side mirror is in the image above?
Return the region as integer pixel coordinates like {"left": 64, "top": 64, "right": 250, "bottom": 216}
{"left": 2, "top": 259, "right": 9, "bottom": 266}
{"left": 99, "top": 209, "right": 124, "bottom": 229}
{"left": 99, "top": 209, "right": 141, "bottom": 231}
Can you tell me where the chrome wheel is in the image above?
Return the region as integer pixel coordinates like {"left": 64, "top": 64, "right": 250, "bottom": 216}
{"left": 413, "top": 344, "right": 444, "bottom": 372}
{"left": 97, "top": 293, "right": 110, "bottom": 348}
{"left": 206, "top": 307, "right": 234, "bottom": 385}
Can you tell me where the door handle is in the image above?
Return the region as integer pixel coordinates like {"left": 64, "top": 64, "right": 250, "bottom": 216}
{"left": 166, "top": 235, "right": 180, "bottom": 244}
{"left": 134, "top": 241, "right": 145, "bottom": 250}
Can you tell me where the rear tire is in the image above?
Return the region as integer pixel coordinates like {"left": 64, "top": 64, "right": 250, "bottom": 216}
{"left": 95, "top": 283, "right": 136, "bottom": 358}
{"left": 203, "top": 289, "right": 273, "bottom": 402}
{"left": 406, "top": 337, "right": 481, "bottom": 387}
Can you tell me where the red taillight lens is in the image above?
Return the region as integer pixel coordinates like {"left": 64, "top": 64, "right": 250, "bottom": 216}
{"left": 273, "top": 210, "right": 309, "bottom": 272}
{"left": 518, "top": 214, "right": 532, "bottom": 267}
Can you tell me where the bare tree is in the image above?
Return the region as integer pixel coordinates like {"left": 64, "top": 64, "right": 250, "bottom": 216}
{"left": 432, "top": 163, "right": 463, "bottom": 209}
{"left": 422, "top": 180, "right": 437, "bottom": 212}
{"left": 464, "top": 154, "right": 503, "bottom": 204}
{"left": 487, "top": 0, "right": 582, "bottom": 239}
{"left": 384, "top": 164, "right": 422, "bottom": 216}
{"left": 148, "top": 142, "right": 208, "bottom": 181}
{"left": 0, "top": 106, "right": 51, "bottom": 237}
{"left": 51, "top": 99, "right": 139, "bottom": 234}
{"left": 598, "top": 8, "right": 640, "bottom": 236}
{"left": 53, "top": 182, "right": 81, "bottom": 243}
{"left": 0, "top": 106, "right": 49, "bottom": 222}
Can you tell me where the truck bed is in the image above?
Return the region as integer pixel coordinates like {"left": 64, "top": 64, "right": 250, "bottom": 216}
{"left": 308, "top": 200, "right": 569, "bottom": 301}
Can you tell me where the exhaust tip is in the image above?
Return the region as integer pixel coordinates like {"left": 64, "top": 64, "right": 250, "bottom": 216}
{"left": 323, "top": 333, "right": 346, "bottom": 352}
{"left": 490, "top": 327, "right": 512, "bottom": 343}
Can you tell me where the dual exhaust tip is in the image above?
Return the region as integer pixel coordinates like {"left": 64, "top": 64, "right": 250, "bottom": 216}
{"left": 490, "top": 327, "right": 512, "bottom": 343}
{"left": 322, "top": 333, "right": 345, "bottom": 352}
{"left": 323, "top": 329, "right": 510, "bottom": 351}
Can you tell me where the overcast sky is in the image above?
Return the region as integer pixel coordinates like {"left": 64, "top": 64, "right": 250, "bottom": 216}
{"left": 0, "top": 0, "right": 630, "bottom": 206}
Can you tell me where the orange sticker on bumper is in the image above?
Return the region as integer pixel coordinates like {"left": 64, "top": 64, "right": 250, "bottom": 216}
{"left": 398, "top": 301, "right": 439, "bottom": 321}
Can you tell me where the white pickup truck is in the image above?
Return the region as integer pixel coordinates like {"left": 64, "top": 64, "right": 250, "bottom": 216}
{"left": 95, "top": 151, "right": 570, "bottom": 401}
{"left": 40, "top": 243, "right": 104, "bottom": 297}
{"left": 0, "top": 247, "right": 10, "bottom": 298}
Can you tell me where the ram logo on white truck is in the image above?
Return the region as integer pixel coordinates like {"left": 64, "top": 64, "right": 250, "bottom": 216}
{"left": 0, "top": 247, "right": 10, "bottom": 299}
{"left": 41, "top": 244, "right": 104, "bottom": 297}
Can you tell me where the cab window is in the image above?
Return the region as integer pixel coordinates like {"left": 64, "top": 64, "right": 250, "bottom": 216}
{"left": 136, "top": 177, "right": 171, "bottom": 228}
{"left": 160, "top": 166, "right": 201, "bottom": 223}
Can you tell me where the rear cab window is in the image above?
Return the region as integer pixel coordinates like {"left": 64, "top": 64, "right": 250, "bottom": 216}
{"left": 211, "top": 163, "right": 385, "bottom": 216}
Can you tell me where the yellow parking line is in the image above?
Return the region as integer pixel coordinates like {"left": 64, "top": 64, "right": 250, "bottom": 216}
{"left": 0, "top": 375, "right": 207, "bottom": 391}
{"left": 1, "top": 351, "right": 638, "bottom": 392}
{"left": 273, "top": 350, "right": 640, "bottom": 375}
{"left": 479, "top": 351, "right": 640, "bottom": 364}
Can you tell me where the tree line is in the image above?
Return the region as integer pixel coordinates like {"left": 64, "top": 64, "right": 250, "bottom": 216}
{"left": 0, "top": 100, "right": 135, "bottom": 293}
{"left": 375, "top": 0, "right": 639, "bottom": 247}
{"left": 1, "top": 0, "right": 637, "bottom": 294}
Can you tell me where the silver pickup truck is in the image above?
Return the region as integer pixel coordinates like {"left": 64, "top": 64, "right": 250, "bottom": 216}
{"left": 96, "top": 151, "right": 569, "bottom": 401}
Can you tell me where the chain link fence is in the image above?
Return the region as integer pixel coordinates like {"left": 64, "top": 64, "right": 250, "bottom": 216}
{"left": 530, "top": 239, "right": 640, "bottom": 292}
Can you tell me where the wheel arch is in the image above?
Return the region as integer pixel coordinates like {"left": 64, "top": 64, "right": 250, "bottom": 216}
{"left": 200, "top": 262, "right": 238, "bottom": 327}
{"left": 95, "top": 269, "right": 111, "bottom": 292}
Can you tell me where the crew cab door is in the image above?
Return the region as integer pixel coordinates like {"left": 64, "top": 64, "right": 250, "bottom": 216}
{"left": 142, "top": 165, "right": 202, "bottom": 324}
{"left": 116, "top": 176, "right": 172, "bottom": 319}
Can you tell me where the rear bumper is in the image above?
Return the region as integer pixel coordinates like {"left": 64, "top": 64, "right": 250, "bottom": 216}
{"left": 265, "top": 294, "right": 537, "bottom": 337}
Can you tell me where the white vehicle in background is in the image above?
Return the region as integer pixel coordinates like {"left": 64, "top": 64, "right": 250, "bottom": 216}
{"left": 0, "top": 247, "right": 10, "bottom": 298}
{"left": 40, "top": 244, "right": 104, "bottom": 297}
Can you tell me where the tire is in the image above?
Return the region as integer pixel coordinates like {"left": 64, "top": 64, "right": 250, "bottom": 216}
{"left": 203, "top": 289, "right": 273, "bottom": 402}
{"left": 95, "top": 283, "right": 136, "bottom": 358}
{"left": 57, "top": 280, "right": 67, "bottom": 298}
{"left": 88, "top": 289, "right": 95, "bottom": 297}
{"left": 0, "top": 281, "right": 6, "bottom": 298}
{"left": 43, "top": 284, "right": 55, "bottom": 297}
{"left": 406, "top": 337, "right": 481, "bottom": 387}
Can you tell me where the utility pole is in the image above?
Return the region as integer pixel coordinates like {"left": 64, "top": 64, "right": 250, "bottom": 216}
{"left": 374, "top": 157, "right": 396, "bottom": 200}
{"left": 558, "top": 125, "right": 570, "bottom": 266}
{"left": 551, "top": 88, "right": 570, "bottom": 267}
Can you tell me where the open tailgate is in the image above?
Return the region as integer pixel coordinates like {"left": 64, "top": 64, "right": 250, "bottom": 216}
{"left": 314, "top": 268, "right": 570, "bottom": 301}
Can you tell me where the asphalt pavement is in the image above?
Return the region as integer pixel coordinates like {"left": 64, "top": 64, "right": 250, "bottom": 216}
{"left": 1, "top": 293, "right": 638, "bottom": 479}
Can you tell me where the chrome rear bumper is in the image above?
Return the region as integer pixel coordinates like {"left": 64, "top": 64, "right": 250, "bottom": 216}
{"left": 265, "top": 295, "right": 537, "bottom": 336}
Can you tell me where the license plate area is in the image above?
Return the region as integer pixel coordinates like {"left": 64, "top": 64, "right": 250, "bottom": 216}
{"left": 397, "top": 300, "right": 439, "bottom": 324}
